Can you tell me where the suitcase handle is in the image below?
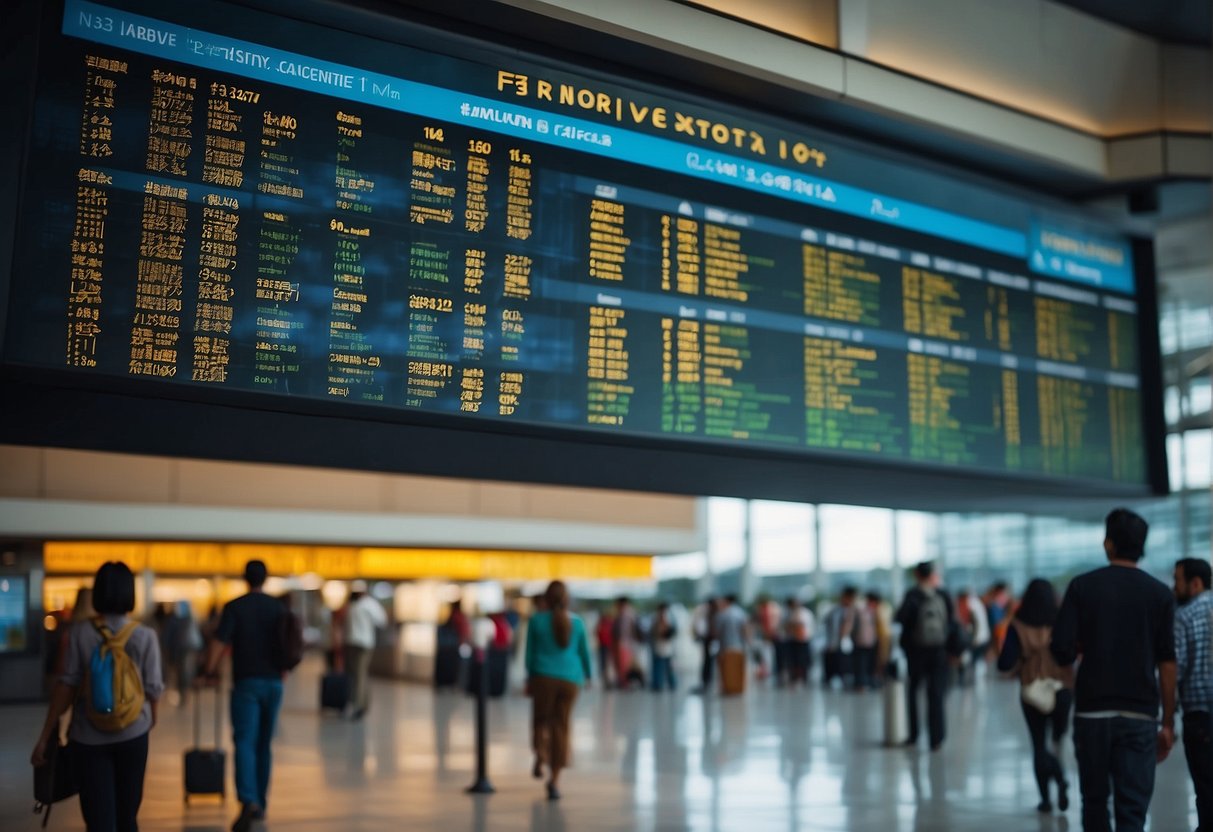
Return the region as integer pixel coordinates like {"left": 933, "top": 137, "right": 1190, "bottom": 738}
{"left": 193, "top": 675, "right": 224, "bottom": 749}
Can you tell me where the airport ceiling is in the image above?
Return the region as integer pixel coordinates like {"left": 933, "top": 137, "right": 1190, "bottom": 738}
{"left": 1054, "top": 0, "right": 1211, "bottom": 46}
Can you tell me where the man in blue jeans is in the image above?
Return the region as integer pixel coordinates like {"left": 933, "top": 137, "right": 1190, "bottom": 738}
{"left": 1051, "top": 509, "right": 1177, "bottom": 832}
{"left": 202, "top": 560, "right": 286, "bottom": 832}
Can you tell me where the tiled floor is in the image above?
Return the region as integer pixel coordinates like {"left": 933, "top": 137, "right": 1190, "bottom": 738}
{"left": 0, "top": 661, "right": 1196, "bottom": 831}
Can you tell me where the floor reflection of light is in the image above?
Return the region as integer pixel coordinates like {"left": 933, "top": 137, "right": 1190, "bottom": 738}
{"left": 634, "top": 737, "right": 656, "bottom": 809}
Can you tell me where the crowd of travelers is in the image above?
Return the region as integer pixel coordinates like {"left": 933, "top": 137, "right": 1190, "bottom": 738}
{"left": 27, "top": 507, "right": 1204, "bottom": 832}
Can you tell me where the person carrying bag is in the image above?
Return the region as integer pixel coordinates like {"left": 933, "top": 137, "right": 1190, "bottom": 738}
{"left": 998, "top": 578, "right": 1074, "bottom": 814}
{"left": 31, "top": 561, "right": 164, "bottom": 832}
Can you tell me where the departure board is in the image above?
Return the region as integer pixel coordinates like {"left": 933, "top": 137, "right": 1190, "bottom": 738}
{"left": 0, "top": 0, "right": 1161, "bottom": 495}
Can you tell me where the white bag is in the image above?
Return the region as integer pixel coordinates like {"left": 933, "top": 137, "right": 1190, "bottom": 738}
{"left": 1021, "top": 677, "right": 1063, "bottom": 714}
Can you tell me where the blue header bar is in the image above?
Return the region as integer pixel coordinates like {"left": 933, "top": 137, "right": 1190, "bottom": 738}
{"left": 64, "top": 0, "right": 1133, "bottom": 292}
{"left": 1029, "top": 220, "right": 1135, "bottom": 294}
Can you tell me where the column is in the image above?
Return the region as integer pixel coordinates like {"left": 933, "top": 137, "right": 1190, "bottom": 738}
{"left": 739, "top": 499, "right": 756, "bottom": 604}
{"left": 811, "top": 504, "right": 826, "bottom": 600}
{"left": 695, "top": 498, "right": 715, "bottom": 599}
{"left": 890, "top": 510, "right": 904, "bottom": 602}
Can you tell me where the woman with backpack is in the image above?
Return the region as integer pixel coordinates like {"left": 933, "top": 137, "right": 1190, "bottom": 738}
{"left": 997, "top": 578, "right": 1073, "bottom": 814}
{"left": 31, "top": 561, "right": 164, "bottom": 831}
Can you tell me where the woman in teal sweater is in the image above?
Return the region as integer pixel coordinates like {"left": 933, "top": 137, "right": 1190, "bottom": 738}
{"left": 525, "top": 581, "right": 592, "bottom": 800}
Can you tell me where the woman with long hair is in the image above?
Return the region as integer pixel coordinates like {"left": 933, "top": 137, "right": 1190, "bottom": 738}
{"left": 525, "top": 581, "right": 592, "bottom": 800}
{"left": 998, "top": 578, "right": 1074, "bottom": 814}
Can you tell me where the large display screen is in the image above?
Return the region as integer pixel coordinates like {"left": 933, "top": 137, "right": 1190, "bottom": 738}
{"left": 0, "top": 0, "right": 1162, "bottom": 497}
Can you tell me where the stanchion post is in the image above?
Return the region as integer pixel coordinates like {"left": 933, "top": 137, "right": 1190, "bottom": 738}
{"left": 466, "top": 649, "right": 495, "bottom": 794}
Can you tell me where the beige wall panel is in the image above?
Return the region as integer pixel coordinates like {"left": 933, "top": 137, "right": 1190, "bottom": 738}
{"left": 473, "top": 481, "right": 529, "bottom": 517}
{"left": 175, "top": 458, "right": 384, "bottom": 512}
{"left": 842, "top": 0, "right": 1161, "bottom": 135}
{"left": 1162, "top": 46, "right": 1213, "bottom": 133}
{"left": 11, "top": 446, "right": 698, "bottom": 532}
{"left": 684, "top": 0, "right": 838, "bottom": 49}
{"left": 515, "top": 482, "right": 696, "bottom": 528}
{"left": 1105, "top": 135, "right": 1166, "bottom": 181}
{"left": 0, "top": 445, "right": 43, "bottom": 499}
{"left": 43, "top": 448, "right": 173, "bottom": 503}
{"left": 843, "top": 59, "right": 1106, "bottom": 176}
{"left": 382, "top": 474, "right": 478, "bottom": 515}
{"left": 505, "top": 0, "right": 846, "bottom": 96}
{"left": 1037, "top": 2, "right": 1161, "bottom": 134}
{"left": 1164, "top": 135, "right": 1213, "bottom": 178}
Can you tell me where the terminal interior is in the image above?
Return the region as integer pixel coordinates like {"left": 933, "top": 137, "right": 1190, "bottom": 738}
{"left": 0, "top": 0, "right": 1210, "bottom": 829}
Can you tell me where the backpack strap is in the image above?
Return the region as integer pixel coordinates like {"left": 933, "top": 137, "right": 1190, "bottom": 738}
{"left": 92, "top": 618, "right": 138, "bottom": 651}
{"left": 108, "top": 621, "right": 139, "bottom": 650}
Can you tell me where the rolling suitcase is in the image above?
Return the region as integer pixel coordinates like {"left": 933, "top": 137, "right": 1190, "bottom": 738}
{"left": 321, "top": 671, "right": 349, "bottom": 711}
{"left": 184, "top": 684, "right": 226, "bottom": 803}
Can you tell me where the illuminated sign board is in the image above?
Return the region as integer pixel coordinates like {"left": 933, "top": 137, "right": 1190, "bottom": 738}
{"left": 0, "top": 0, "right": 1163, "bottom": 502}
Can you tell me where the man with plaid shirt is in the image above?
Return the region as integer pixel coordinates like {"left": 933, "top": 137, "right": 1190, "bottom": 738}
{"left": 1176, "top": 558, "right": 1213, "bottom": 832}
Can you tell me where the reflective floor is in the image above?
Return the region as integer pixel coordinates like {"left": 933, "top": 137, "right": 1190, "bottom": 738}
{"left": 0, "top": 661, "right": 1197, "bottom": 831}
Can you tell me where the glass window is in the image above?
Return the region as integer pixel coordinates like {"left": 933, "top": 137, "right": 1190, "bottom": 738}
{"left": 1185, "top": 429, "right": 1212, "bottom": 489}
{"left": 1180, "top": 307, "right": 1213, "bottom": 352}
{"left": 1189, "top": 376, "right": 1211, "bottom": 423}
{"left": 1169, "top": 434, "right": 1186, "bottom": 492}
{"left": 706, "top": 497, "right": 746, "bottom": 573}
{"left": 1159, "top": 305, "right": 1180, "bottom": 356}
{"left": 895, "top": 511, "right": 933, "bottom": 566}
{"left": 818, "top": 504, "right": 893, "bottom": 572}
{"left": 654, "top": 552, "right": 708, "bottom": 581}
{"left": 750, "top": 500, "right": 814, "bottom": 577}
{"left": 1165, "top": 385, "right": 1182, "bottom": 427}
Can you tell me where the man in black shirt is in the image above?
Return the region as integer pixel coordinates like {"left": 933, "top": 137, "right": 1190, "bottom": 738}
{"left": 1051, "top": 508, "right": 1177, "bottom": 832}
{"left": 201, "top": 560, "right": 286, "bottom": 832}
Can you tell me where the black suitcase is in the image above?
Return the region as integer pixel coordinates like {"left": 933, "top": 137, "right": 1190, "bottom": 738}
{"left": 434, "top": 645, "right": 461, "bottom": 688}
{"left": 184, "top": 685, "right": 226, "bottom": 803}
{"left": 321, "top": 671, "right": 349, "bottom": 711}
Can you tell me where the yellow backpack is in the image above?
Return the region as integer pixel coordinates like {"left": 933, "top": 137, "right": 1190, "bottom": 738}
{"left": 82, "top": 619, "right": 145, "bottom": 732}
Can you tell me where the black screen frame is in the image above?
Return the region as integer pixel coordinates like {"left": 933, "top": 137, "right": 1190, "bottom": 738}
{"left": 0, "top": 0, "right": 1170, "bottom": 510}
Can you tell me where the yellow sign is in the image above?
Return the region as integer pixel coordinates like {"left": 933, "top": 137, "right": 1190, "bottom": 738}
{"left": 43, "top": 541, "right": 652, "bottom": 581}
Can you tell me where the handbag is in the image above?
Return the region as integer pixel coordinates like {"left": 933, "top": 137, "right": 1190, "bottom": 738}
{"left": 33, "top": 737, "right": 79, "bottom": 828}
{"left": 1021, "top": 677, "right": 1064, "bottom": 714}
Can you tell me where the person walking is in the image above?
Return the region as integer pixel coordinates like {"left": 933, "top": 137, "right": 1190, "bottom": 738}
{"left": 868, "top": 592, "right": 893, "bottom": 687}
{"left": 612, "top": 596, "right": 638, "bottom": 690}
{"left": 783, "top": 597, "right": 814, "bottom": 687}
{"left": 525, "top": 581, "right": 592, "bottom": 801}
{"left": 1173, "top": 557, "right": 1213, "bottom": 832}
{"left": 691, "top": 597, "right": 718, "bottom": 694}
{"left": 31, "top": 561, "right": 164, "bottom": 832}
{"left": 896, "top": 561, "right": 955, "bottom": 750}
{"left": 823, "top": 588, "right": 858, "bottom": 688}
{"left": 200, "top": 559, "right": 290, "bottom": 832}
{"left": 1050, "top": 508, "right": 1176, "bottom": 832}
{"left": 164, "top": 599, "right": 204, "bottom": 705}
{"left": 959, "top": 589, "right": 991, "bottom": 682}
{"left": 344, "top": 580, "right": 387, "bottom": 720}
{"left": 716, "top": 595, "right": 750, "bottom": 696}
{"left": 998, "top": 579, "right": 1074, "bottom": 813}
{"left": 595, "top": 603, "right": 615, "bottom": 689}
{"left": 434, "top": 599, "right": 471, "bottom": 690}
{"left": 852, "top": 595, "right": 878, "bottom": 691}
{"left": 755, "top": 596, "right": 783, "bottom": 684}
{"left": 649, "top": 603, "right": 678, "bottom": 692}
